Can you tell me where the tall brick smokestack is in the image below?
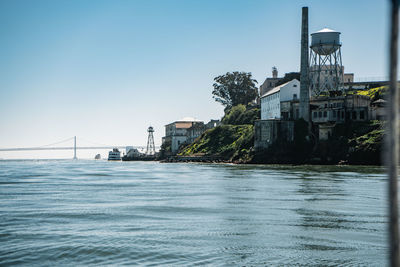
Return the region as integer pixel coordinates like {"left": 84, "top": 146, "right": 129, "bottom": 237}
{"left": 299, "top": 7, "right": 310, "bottom": 122}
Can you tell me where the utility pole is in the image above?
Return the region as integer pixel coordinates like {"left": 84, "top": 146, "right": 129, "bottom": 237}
{"left": 73, "top": 136, "right": 77, "bottom": 160}
{"left": 388, "top": 0, "right": 399, "bottom": 266}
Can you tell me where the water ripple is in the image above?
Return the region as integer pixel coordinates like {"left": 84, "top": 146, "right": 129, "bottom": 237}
{"left": 0, "top": 160, "right": 388, "bottom": 266}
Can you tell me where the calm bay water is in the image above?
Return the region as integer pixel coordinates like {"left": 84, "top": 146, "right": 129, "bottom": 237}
{"left": 0, "top": 160, "right": 387, "bottom": 266}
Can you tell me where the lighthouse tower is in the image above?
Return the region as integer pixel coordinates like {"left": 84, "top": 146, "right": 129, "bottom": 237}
{"left": 146, "top": 126, "right": 156, "bottom": 156}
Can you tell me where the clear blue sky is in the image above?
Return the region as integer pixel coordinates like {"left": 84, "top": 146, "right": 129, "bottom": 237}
{"left": 0, "top": 0, "right": 389, "bottom": 158}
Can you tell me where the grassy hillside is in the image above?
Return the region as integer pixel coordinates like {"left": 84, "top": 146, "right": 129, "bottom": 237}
{"left": 346, "top": 121, "right": 384, "bottom": 164}
{"left": 316, "top": 120, "right": 385, "bottom": 165}
{"left": 178, "top": 104, "right": 259, "bottom": 162}
{"left": 221, "top": 104, "right": 260, "bottom": 125}
{"left": 179, "top": 125, "right": 254, "bottom": 162}
{"left": 354, "top": 86, "right": 388, "bottom": 101}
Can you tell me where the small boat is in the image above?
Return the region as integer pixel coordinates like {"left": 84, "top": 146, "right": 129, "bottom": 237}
{"left": 94, "top": 154, "right": 101, "bottom": 160}
{"left": 108, "top": 148, "right": 121, "bottom": 161}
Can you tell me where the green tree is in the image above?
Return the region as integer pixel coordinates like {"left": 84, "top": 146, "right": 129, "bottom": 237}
{"left": 212, "top": 72, "right": 258, "bottom": 109}
{"left": 221, "top": 104, "right": 260, "bottom": 125}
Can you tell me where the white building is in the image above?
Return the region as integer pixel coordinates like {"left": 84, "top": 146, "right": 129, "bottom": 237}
{"left": 260, "top": 79, "right": 300, "bottom": 120}
{"left": 162, "top": 117, "right": 204, "bottom": 154}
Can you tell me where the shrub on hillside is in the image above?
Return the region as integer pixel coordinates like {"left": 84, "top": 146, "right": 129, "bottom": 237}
{"left": 179, "top": 125, "right": 254, "bottom": 160}
{"left": 222, "top": 104, "right": 260, "bottom": 125}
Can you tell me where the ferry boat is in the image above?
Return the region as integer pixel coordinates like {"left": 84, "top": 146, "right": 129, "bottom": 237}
{"left": 108, "top": 148, "right": 121, "bottom": 161}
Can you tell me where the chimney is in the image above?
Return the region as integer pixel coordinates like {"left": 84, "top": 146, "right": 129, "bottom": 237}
{"left": 299, "top": 7, "right": 310, "bottom": 122}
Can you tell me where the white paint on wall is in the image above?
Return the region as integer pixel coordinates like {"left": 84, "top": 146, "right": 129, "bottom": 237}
{"left": 260, "top": 79, "right": 300, "bottom": 120}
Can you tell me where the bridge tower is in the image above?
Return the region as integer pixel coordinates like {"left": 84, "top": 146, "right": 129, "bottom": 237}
{"left": 73, "top": 136, "right": 77, "bottom": 160}
{"left": 146, "top": 127, "right": 155, "bottom": 156}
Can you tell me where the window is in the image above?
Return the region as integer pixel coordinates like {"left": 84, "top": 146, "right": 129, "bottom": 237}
{"left": 333, "top": 110, "right": 336, "bottom": 118}
{"left": 293, "top": 84, "right": 297, "bottom": 87}
{"left": 360, "top": 110, "right": 365, "bottom": 120}
{"left": 352, "top": 111, "right": 357, "bottom": 120}
{"left": 323, "top": 111, "right": 327, "bottom": 118}
{"left": 313, "top": 112, "right": 317, "bottom": 118}
{"left": 293, "top": 94, "right": 297, "bottom": 99}
{"left": 318, "top": 111, "right": 322, "bottom": 118}
{"left": 325, "top": 104, "right": 327, "bottom": 108}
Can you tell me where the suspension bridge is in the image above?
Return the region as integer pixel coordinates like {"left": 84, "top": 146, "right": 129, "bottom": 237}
{"left": 0, "top": 136, "right": 153, "bottom": 159}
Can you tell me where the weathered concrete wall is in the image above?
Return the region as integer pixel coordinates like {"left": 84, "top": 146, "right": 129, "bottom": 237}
{"left": 254, "top": 120, "right": 295, "bottom": 150}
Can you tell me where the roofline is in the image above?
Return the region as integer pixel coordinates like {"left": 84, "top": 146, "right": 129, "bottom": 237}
{"left": 260, "top": 79, "right": 300, "bottom": 98}
{"left": 165, "top": 120, "right": 204, "bottom": 127}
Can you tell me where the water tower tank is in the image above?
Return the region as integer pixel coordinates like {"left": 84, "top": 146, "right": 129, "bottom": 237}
{"left": 311, "top": 28, "right": 341, "bottom": 55}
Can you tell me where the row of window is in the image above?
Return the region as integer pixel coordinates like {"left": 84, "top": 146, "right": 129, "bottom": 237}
{"left": 280, "top": 109, "right": 300, "bottom": 120}
{"left": 319, "top": 102, "right": 343, "bottom": 109}
{"left": 261, "top": 92, "right": 280, "bottom": 103}
{"left": 313, "top": 110, "right": 366, "bottom": 120}
{"left": 313, "top": 111, "right": 329, "bottom": 118}
{"left": 263, "top": 103, "right": 280, "bottom": 111}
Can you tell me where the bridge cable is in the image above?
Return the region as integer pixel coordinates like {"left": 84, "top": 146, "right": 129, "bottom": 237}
{"left": 35, "top": 137, "right": 75, "bottom": 148}
{"left": 78, "top": 137, "right": 113, "bottom": 147}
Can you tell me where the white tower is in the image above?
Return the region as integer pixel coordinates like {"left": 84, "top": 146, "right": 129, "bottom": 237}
{"left": 309, "top": 28, "right": 344, "bottom": 96}
{"left": 146, "top": 126, "right": 155, "bottom": 156}
{"left": 272, "top": 66, "right": 278, "bottom": 78}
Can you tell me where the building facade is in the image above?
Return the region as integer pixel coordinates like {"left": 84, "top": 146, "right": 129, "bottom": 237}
{"left": 310, "top": 94, "right": 371, "bottom": 123}
{"left": 163, "top": 119, "right": 203, "bottom": 154}
{"left": 186, "top": 122, "right": 206, "bottom": 144}
{"left": 162, "top": 118, "right": 220, "bottom": 154}
{"left": 254, "top": 120, "right": 295, "bottom": 150}
{"left": 260, "top": 79, "right": 300, "bottom": 120}
{"left": 343, "top": 73, "right": 354, "bottom": 83}
{"left": 370, "top": 99, "right": 387, "bottom": 120}
{"left": 255, "top": 89, "right": 377, "bottom": 148}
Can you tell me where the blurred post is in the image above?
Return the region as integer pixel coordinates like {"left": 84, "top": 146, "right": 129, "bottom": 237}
{"left": 388, "top": 0, "right": 399, "bottom": 266}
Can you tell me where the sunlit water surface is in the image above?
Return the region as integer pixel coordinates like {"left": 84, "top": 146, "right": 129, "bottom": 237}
{"left": 0, "top": 160, "right": 387, "bottom": 266}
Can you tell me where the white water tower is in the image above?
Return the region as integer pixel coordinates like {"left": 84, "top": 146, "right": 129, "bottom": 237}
{"left": 309, "top": 28, "right": 344, "bottom": 96}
